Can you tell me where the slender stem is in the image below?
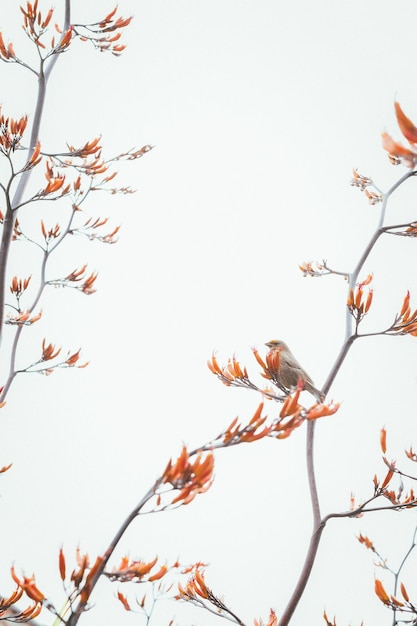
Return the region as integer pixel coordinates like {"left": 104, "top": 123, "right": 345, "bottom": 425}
{"left": 394, "top": 526, "right": 417, "bottom": 593}
{"left": 306, "top": 422, "right": 320, "bottom": 525}
{"left": 278, "top": 169, "right": 417, "bottom": 625}
{"left": 66, "top": 481, "right": 160, "bottom": 626}
{"left": 0, "top": 1, "right": 71, "bottom": 347}
{"left": 277, "top": 521, "right": 326, "bottom": 626}
{"left": 0, "top": 200, "right": 14, "bottom": 339}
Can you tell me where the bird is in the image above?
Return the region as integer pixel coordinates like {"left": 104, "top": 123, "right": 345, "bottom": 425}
{"left": 265, "top": 339, "right": 324, "bottom": 402}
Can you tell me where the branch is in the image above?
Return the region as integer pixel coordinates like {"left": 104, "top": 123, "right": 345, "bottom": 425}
{"left": 278, "top": 168, "right": 416, "bottom": 625}
{"left": 0, "top": 1, "right": 71, "bottom": 347}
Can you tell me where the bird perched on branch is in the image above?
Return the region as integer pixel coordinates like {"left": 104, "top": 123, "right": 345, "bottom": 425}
{"left": 265, "top": 339, "right": 324, "bottom": 402}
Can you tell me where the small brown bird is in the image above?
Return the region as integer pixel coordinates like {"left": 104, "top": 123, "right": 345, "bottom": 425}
{"left": 265, "top": 339, "right": 324, "bottom": 402}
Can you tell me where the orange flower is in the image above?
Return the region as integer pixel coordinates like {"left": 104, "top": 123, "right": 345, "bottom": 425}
{"left": 11, "top": 565, "right": 45, "bottom": 603}
{"left": 380, "top": 427, "right": 387, "bottom": 454}
{"left": 117, "top": 591, "right": 131, "bottom": 611}
{"left": 79, "top": 556, "right": 104, "bottom": 605}
{"left": 394, "top": 101, "right": 417, "bottom": 144}
{"left": 254, "top": 609, "right": 278, "bottom": 626}
{"left": 41, "top": 340, "right": 61, "bottom": 361}
{"left": 58, "top": 547, "right": 66, "bottom": 581}
{"left": 27, "top": 141, "right": 42, "bottom": 168}
{"left": 374, "top": 579, "right": 390, "bottom": 604}
{"left": 221, "top": 403, "right": 269, "bottom": 445}
{"left": 178, "top": 568, "right": 211, "bottom": 601}
{"left": 388, "top": 291, "right": 417, "bottom": 336}
{"left": 400, "top": 582, "right": 410, "bottom": 602}
{"left": 350, "top": 168, "right": 372, "bottom": 190}
{"left": 10, "top": 275, "right": 31, "bottom": 296}
{"left": 381, "top": 102, "right": 417, "bottom": 167}
{"left": 305, "top": 401, "right": 340, "bottom": 421}
{"left": 357, "top": 534, "right": 374, "bottom": 551}
{"left": 347, "top": 275, "right": 373, "bottom": 320}
{"left": 0, "top": 109, "right": 28, "bottom": 152}
{"left": 162, "top": 446, "right": 214, "bottom": 506}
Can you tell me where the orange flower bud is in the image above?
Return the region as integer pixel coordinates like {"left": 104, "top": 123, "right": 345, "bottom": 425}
{"left": 374, "top": 579, "right": 390, "bottom": 604}
{"left": 400, "top": 582, "right": 409, "bottom": 602}
{"left": 395, "top": 101, "right": 417, "bottom": 144}
{"left": 380, "top": 427, "right": 387, "bottom": 454}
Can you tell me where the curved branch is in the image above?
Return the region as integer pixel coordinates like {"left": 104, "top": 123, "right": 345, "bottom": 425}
{"left": 278, "top": 170, "right": 417, "bottom": 625}
{"left": 66, "top": 480, "right": 161, "bottom": 626}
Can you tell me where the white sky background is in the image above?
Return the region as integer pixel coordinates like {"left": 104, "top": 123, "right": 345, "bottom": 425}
{"left": 1, "top": 1, "right": 417, "bottom": 625}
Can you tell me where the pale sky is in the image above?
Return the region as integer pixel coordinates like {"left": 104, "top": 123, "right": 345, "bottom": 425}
{"left": 2, "top": 1, "right": 417, "bottom": 625}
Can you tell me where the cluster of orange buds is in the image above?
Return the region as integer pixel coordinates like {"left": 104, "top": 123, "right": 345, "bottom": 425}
{"left": 0, "top": 590, "right": 42, "bottom": 622}
{"left": 357, "top": 533, "right": 375, "bottom": 552}
{"left": 64, "top": 348, "right": 89, "bottom": 368}
{"left": 219, "top": 403, "right": 270, "bottom": 446}
{"left": 41, "top": 339, "right": 61, "bottom": 362}
{"left": 20, "top": 2, "right": 72, "bottom": 53}
{"left": 349, "top": 492, "right": 363, "bottom": 517}
{"left": 271, "top": 389, "right": 339, "bottom": 439}
{"left": 75, "top": 271, "right": 98, "bottom": 295}
{"left": 178, "top": 568, "right": 210, "bottom": 600}
{"left": 350, "top": 168, "right": 372, "bottom": 190}
{"left": 66, "top": 137, "right": 102, "bottom": 159}
{"left": 374, "top": 578, "right": 411, "bottom": 610}
{"left": 52, "top": 27, "right": 73, "bottom": 53}
{"left": 23, "top": 141, "right": 43, "bottom": 171}
{"left": 207, "top": 353, "right": 250, "bottom": 388}
{"left": 47, "top": 265, "right": 98, "bottom": 295}
{"left": 67, "top": 547, "right": 89, "bottom": 586}
{"left": 21, "top": 1, "right": 52, "bottom": 38}
{"left": 350, "top": 169, "right": 383, "bottom": 204}
{"left": 113, "top": 144, "right": 154, "bottom": 162}
{"left": 347, "top": 274, "right": 373, "bottom": 323}
{"left": 0, "top": 33, "right": 17, "bottom": 61}
{"left": 64, "top": 548, "right": 104, "bottom": 606}
{"left": 373, "top": 461, "right": 416, "bottom": 508}
{"left": 6, "top": 309, "right": 42, "bottom": 326}
{"left": 11, "top": 565, "right": 45, "bottom": 605}
{"left": 9, "top": 275, "right": 31, "bottom": 297}
{"left": 35, "top": 341, "right": 88, "bottom": 372}
{"left": 364, "top": 188, "right": 383, "bottom": 205}
{"left": 74, "top": 7, "right": 132, "bottom": 56}
{"left": 93, "top": 224, "right": 120, "bottom": 244}
{"left": 399, "top": 221, "right": 417, "bottom": 238}
{"left": 305, "top": 400, "right": 340, "bottom": 421}
{"left": 388, "top": 290, "right": 417, "bottom": 336}
{"left": 39, "top": 161, "right": 70, "bottom": 197}
{"left": 298, "top": 260, "right": 327, "bottom": 278}
{"left": 254, "top": 609, "right": 278, "bottom": 626}
{"left": 71, "top": 217, "right": 120, "bottom": 245}
{"left": 178, "top": 567, "right": 243, "bottom": 622}
{"left": 0, "top": 109, "right": 28, "bottom": 154}
{"left": 368, "top": 428, "right": 417, "bottom": 507}
{"left": 78, "top": 155, "right": 108, "bottom": 177}
{"left": 252, "top": 346, "right": 281, "bottom": 385}
{"left": 12, "top": 218, "right": 23, "bottom": 240}
{"left": 382, "top": 101, "right": 417, "bottom": 168}
{"left": 41, "top": 220, "right": 61, "bottom": 243}
{"left": 0, "top": 585, "right": 26, "bottom": 620}
{"left": 107, "top": 556, "right": 169, "bottom": 584}
{"left": 322, "top": 612, "right": 342, "bottom": 626}
{"left": 269, "top": 389, "right": 304, "bottom": 439}
{"left": 405, "top": 447, "right": 417, "bottom": 462}
{"left": 161, "top": 446, "right": 214, "bottom": 506}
